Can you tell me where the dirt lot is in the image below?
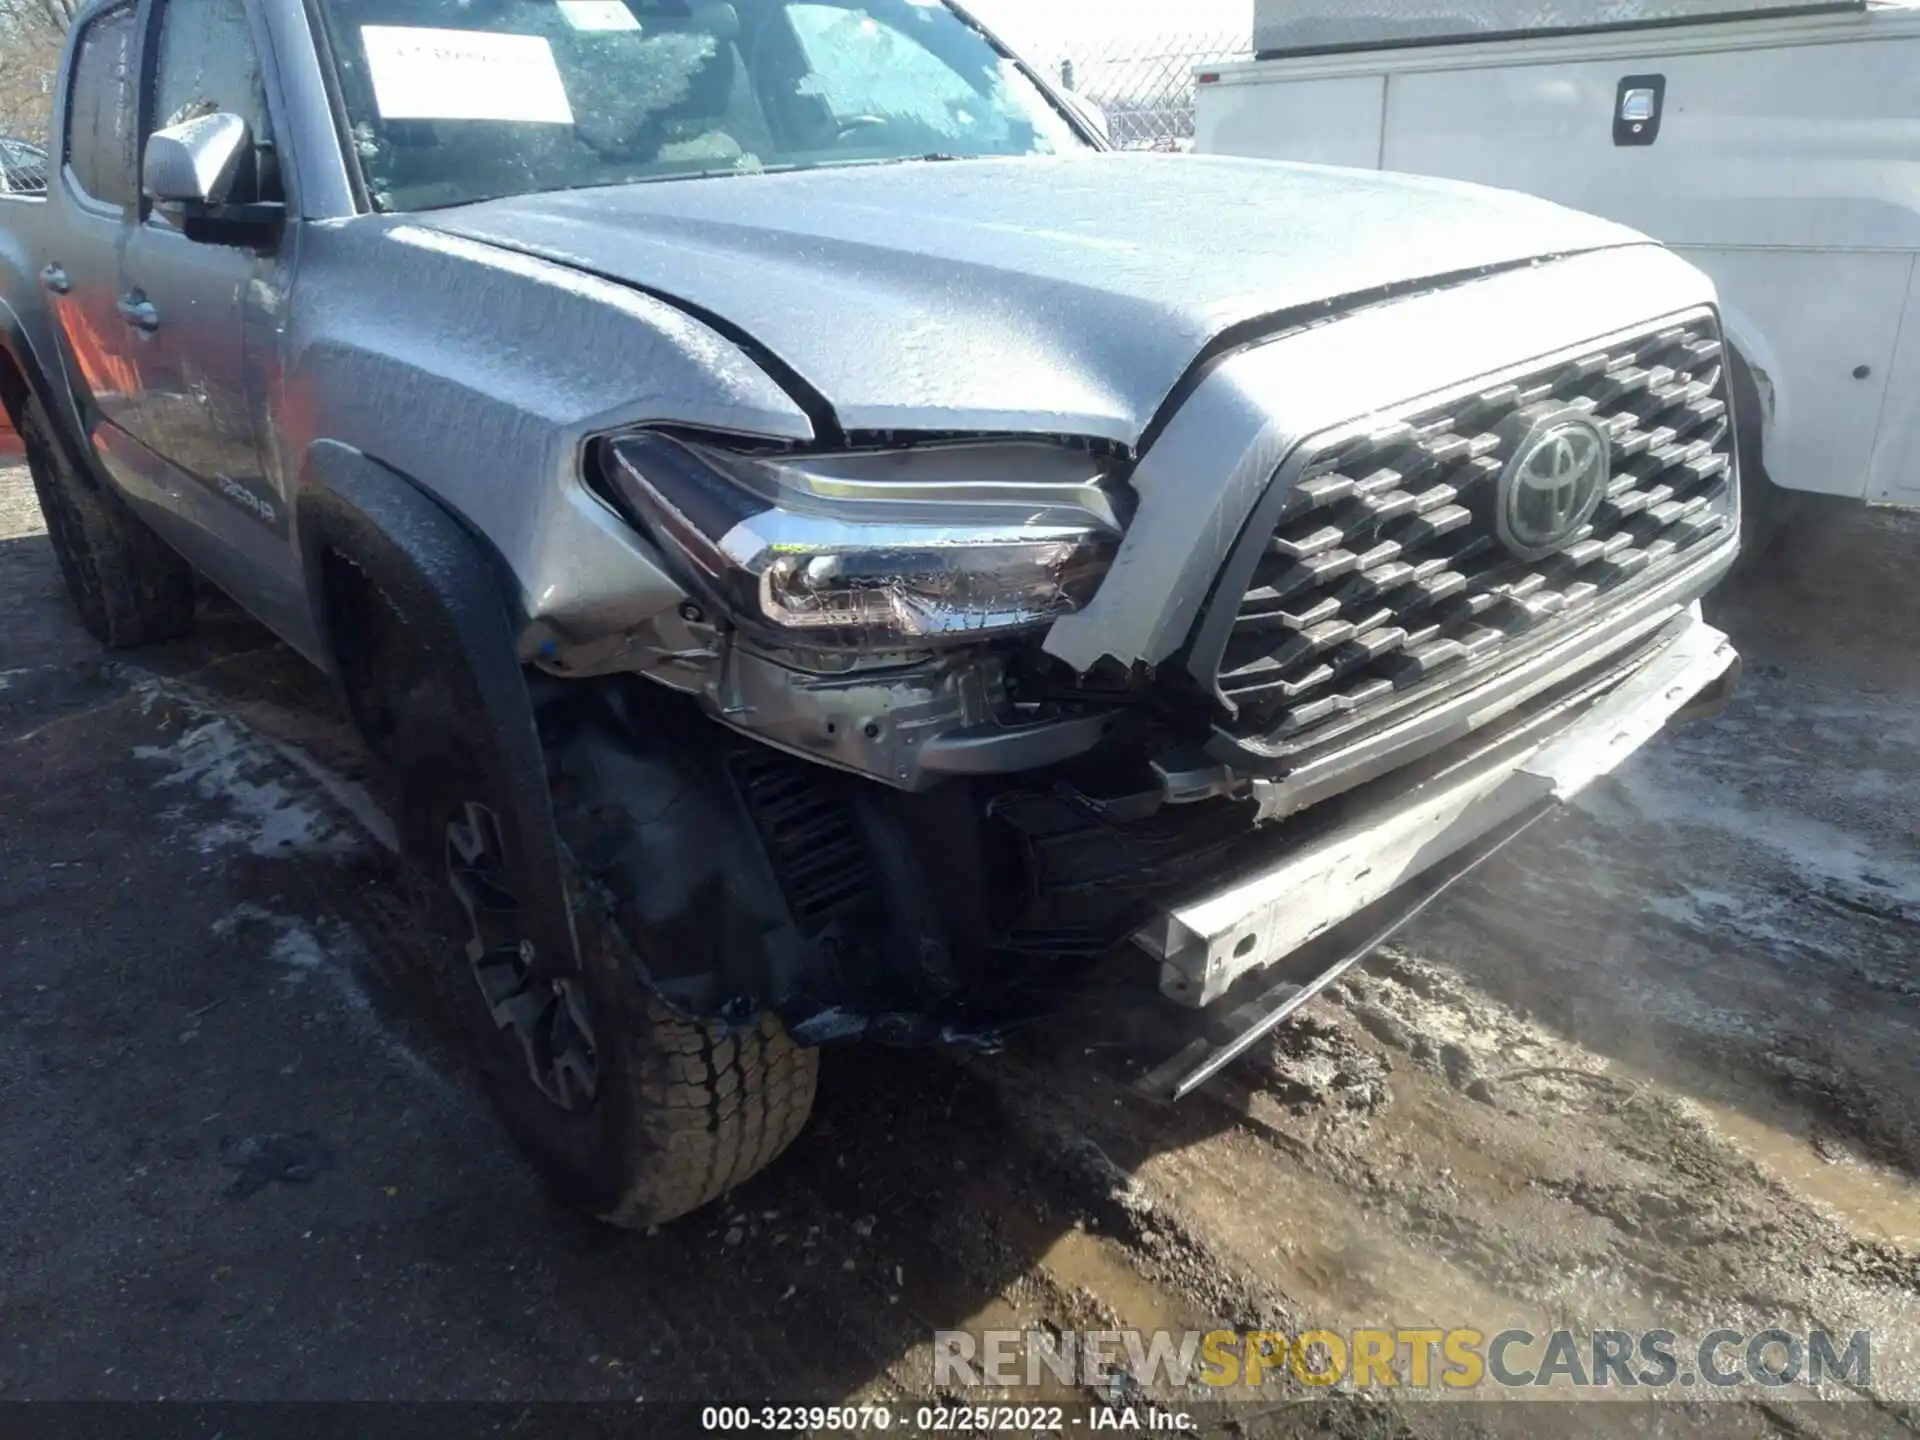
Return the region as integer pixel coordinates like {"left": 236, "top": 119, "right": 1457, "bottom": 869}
{"left": 2, "top": 459, "right": 1917, "bottom": 1435}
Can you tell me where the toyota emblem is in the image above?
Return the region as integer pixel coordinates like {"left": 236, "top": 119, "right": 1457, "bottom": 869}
{"left": 1497, "top": 411, "right": 1611, "bottom": 560}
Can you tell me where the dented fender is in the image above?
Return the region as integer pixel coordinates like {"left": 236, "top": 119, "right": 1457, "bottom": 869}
{"left": 273, "top": 220, "right": 818, "bottom": 663}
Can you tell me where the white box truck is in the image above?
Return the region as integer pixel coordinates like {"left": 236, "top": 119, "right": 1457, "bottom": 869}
{"left": 1195, "top": 0, "right": 1920, "bottom": 533}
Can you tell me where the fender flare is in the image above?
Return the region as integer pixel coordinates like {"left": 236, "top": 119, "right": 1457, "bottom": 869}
{"left": 0, "top": 299, "right": 46, "bottom": 405}
{"left": 0, "top": 300, "right": 95, "bottom": 476}
{"left": 294, "top": 439, "right": 579, "bottom": 979}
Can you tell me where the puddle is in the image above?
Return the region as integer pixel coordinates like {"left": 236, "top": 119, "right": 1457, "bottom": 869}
{"left": 1688, "top": 1094, "right": 1920, "bottom": 1252}
{"left": 1139, "top": 1130, "right": 1537, "bottom": 1336}
{"left": 1036, "top": 1225, "right": 1195, "bottom": 1336}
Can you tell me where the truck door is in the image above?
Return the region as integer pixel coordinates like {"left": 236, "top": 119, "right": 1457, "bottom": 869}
{"left": 112, "top": 0, "right": 303, "bottom": 634}
{"left": 44, "top": 1, "right": 144, "bottom": 443}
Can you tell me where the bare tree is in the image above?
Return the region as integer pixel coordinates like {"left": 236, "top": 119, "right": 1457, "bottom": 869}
{"left": 0, "top": 0, "right": 74, "bottom": 146}
{"left": 8, "top": 0, "right": 79, "bottom": 27}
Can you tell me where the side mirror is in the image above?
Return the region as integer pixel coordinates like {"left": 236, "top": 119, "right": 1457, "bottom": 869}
{"left": 142, "top": 111, "right": 282, "bottom": 248}
{"left": 143, "top": 111, "right": 250, "bottom": 207}
{"left": 1061, "top": 91, "right": 1111, "bottom": 147}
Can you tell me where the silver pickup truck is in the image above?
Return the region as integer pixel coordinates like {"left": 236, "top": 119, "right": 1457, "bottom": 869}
{"left": 0, "top": 0, "right": 1742, "bottom": 1226}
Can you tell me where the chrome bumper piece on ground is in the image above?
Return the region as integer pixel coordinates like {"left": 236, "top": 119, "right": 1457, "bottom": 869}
{"left": 1134, "top": 609, "right": 1739, "bottom": 1013}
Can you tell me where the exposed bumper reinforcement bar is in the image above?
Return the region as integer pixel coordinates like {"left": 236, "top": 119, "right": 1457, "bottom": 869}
{"left": 1133, "top": 799, "right": 1554, "bottom": 1102}
{"left": 1132, "top": 611, "right": 1738, "bottom": 1057}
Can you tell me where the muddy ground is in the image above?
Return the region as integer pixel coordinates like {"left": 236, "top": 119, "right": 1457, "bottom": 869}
{"left": 2, "top": 459, "right": 1917, "bottom": 1437}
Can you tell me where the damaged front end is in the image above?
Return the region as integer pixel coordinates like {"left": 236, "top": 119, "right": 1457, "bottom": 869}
{"left": 535, "top": 425, "right": 1239, "bottom": 1049}
{"left": 532, "top": 280, "right": 1746, "bottom": 1086}
{"left": 590, "top": 429, "right": 1138, "bottom": 789}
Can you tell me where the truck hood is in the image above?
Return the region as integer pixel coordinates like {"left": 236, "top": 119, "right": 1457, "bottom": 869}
{"left": 418, "top": 152, "right": 1648, "bottom": 446}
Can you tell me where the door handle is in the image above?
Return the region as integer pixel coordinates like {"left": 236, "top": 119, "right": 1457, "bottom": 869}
{"left": 115, "top": 293, "right": 159, "bottom": 331}
{"left": 1615, "top": 74, "right": 1666, "bottom": 146}
{"left": 40, "top": 263, "right": 71, "bottom": 295}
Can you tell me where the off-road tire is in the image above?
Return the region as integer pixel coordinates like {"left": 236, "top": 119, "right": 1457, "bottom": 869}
{"left": 396, "top": 688, "right": 817, "bottom": 1229}
{"left": 12, "top": 389, "right": 195, "bottom": 646}
{"left": 559, "top": 838, "right": 819, "bottom": 1228}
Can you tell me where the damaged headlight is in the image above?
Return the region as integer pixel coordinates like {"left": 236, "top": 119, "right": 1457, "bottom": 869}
{"left": 602, "top": 432, "right": 1124, "bottom": 650}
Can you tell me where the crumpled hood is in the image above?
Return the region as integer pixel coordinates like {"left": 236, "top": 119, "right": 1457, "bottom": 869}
{"left": 419, "top": 152, "right": 1648, "bottom": 445}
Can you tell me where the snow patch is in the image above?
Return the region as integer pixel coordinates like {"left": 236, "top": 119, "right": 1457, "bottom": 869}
{"left": 211, "top": 903, "right": 461, "bottom": 1099}
{"left": 129, "top": 672, "right": 397, "bottom": 852}
{"left": 134, "top": 718, "right": 357, "bottom": 858}
{"left": 213, "top": 904, "right": 333, "bottom": 987}
{"left": 0, "top": 663, "right": 58, "bottom": 692}
{"left": 1583, "top": 749, "right": 1920, "bottom": 922}
{"left": 270, "top": 924, "right": 328, "bottom": 976}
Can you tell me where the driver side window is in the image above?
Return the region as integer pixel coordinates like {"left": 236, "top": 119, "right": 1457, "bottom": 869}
{"left": 148, "top": 0, "right": 280, "bottom": 208}
{"left": 65, "top": 4, "right": 140, "bottom": 208}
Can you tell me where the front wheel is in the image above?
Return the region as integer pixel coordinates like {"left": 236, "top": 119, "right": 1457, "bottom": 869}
{"left": 400, "top": 700, "right": 817, "bottom": 1228}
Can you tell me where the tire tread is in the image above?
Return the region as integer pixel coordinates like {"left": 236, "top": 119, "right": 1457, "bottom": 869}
{"left": 552, "top": 756, "right": 818, "bottom": 1229}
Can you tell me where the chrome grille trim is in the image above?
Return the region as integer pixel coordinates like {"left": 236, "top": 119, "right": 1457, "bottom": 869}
{"left": 1187, "top": 308, "right": 1738, "bottom": 761}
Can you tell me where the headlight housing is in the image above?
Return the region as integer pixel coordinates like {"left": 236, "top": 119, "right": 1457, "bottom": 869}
{"left": 601, "top": 432, "right": 1124, "bottom": 651}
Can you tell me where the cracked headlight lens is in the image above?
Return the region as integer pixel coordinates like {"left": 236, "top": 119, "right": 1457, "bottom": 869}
{"left": 602, "top": 432, "right": 1123, "bottom": 650}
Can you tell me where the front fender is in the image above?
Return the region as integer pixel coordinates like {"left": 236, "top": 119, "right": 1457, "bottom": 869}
{"left": 278, "top": 220, "right": 819, "bottom": 661}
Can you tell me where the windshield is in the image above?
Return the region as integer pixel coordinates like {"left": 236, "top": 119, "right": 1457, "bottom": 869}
{"left": 313, "top": 0, "right": 1088, "bottom": 211}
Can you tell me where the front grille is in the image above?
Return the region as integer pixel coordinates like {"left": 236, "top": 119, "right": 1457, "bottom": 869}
{"left": 1204, "top": 310, "right": 1735, "bottom": 751}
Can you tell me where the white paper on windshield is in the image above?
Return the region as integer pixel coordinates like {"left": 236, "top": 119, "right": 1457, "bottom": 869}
{"left": 361, "top": 26, "right": 575, "bottom": 124}
{"left": 556, "top": 0, "right": 641, "bottom": 30}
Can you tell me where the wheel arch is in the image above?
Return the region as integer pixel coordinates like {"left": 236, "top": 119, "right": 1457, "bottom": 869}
{"left": 290, "top": 439, "right": 930, "bottom": 1041}
{"left": 0, "top": 333, "right": 29, "bottom": 421}
{"left": 1720, "top": 316, "right": 1801, "bottom": 571}
{"left": 0, "top": 339, "right": 28, "bottom": 459}
{"left": 1719, "top": 305, "right": 1785, "bottom": 479}
{"left": 0, "top": 310, "right": 69, "bottom": 451}
{"left": 294, "top": 439, "right": 580, "bottom": 979}
{"left": 0, "top": 304, "right": 118, "bottom": 495}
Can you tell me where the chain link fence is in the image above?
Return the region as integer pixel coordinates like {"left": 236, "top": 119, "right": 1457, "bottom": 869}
{"left": 1027, "top": 30, "right": 1250, "bottom": 151}
{"left": 0, "top": 0, "right": 73, "bottom": 149}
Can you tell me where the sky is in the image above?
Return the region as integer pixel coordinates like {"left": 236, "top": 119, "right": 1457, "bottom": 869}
{"left": 962, "top": 0, "right": 1255, "bottom": 52}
